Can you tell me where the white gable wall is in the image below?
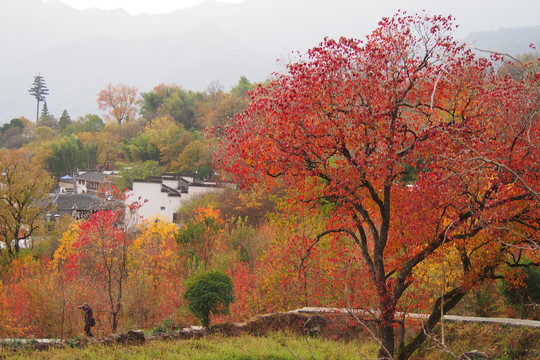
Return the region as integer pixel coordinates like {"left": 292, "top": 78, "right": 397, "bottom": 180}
{"left": 126, "top": 181, "right": 223, "bottom": 224}
{"left": 127, "top": 182, "right": 182, "bottom": 223}
{"left": 184, "top": 185, "right": 222, "bottom": 200}
{"left": 162, "top": 178, "right": 179, "bottom": 189}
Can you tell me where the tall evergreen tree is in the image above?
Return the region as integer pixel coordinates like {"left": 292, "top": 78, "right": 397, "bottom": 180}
{"left": 38, "top": 101, "right": 58, "bottom": 129}
{"left": 58, "top": 109, "right": 72, "bottom": 130}
{"left": 28, "top": 74, "right": 49, "bottom": 122}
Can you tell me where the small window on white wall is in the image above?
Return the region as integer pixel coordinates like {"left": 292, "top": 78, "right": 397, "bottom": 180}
{"left": 160, "top": 206, "right": 166, "bottom": 210}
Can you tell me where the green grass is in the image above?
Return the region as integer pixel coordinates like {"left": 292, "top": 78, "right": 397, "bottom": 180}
{"left": 1, "top": 332, "right": 379, "bottom": 360}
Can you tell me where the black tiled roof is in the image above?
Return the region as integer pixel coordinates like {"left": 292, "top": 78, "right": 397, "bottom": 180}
{"left": 74, "top": 171, "right": 109, "bottom": 182}
{"left": 52, "top": 193, "right": 112, "bottom": 213}
{"left": 161, "top": 184, "right": 182, "bottom": 197}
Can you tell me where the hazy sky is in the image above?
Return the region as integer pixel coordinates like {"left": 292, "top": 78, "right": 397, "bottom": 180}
{"left": 56, "top": 0, "right": 244, "bottom": 14}
{"left": 50, "top": 0, "right": 540, "bottom": 33}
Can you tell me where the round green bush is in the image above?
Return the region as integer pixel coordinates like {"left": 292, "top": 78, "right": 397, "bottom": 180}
{"left": 184, "top": 270, "right": 235, "bottom": 327}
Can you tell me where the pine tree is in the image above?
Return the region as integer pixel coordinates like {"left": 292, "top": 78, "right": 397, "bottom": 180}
{"left": 28, "top": 74, "right": 49, "bottom": 122}
{"left": 59, "top": 109, "right": 72, "bottom": 130}
{"left": 40, "top": 101, "right": 50, "bottom": 118}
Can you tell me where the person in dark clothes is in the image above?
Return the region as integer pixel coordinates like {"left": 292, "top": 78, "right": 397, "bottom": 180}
{"left": 79, "top": 302, "right": 95, "bottom": 337}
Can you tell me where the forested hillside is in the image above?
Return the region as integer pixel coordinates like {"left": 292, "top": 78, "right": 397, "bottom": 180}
{"left": 4, "top": 76, "right": 255, "bottom": 185}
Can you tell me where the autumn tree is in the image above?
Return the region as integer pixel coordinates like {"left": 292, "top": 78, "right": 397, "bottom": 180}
{"left": 121, "top": 116, "right": 213, "bottom": 176}
{"left": 28, "top": 74, "right": 49, "bottom": 123}
{"left": 0, "top": 255, "right": 63, "bottom": 338}
{"left": 76, "top": 210, "right": 128, "bottom": 333}
{"left": 217, "top": 13, "right": 539, "bottom": 359}
{"left": 56, "top": 188, "right": 142, "bottom": 333}
{"left": 139, "top": 84, "right": 201, "bottom": 130}
{"left": 0, "top": 150, "right": 53, "bottom": 258}
{"left": 175, "top": 206, "right": 223, "bottom": 273}
{"left": 197, "top": 77, "right": 256, "bottom": 131}
{"left": 127, "top": 217, "right": 181, "bottom": 328}
{"left": 0, "top": 118, "right": 28, "bottom": 149}
{"left": 97, "top": 83, "right": 140, "bottom": 125}
{"left": 74, "top": 119, "right": 142, "bottom": 171}
{"left": 62, "top": 114, "right": 104, "bottom": 136}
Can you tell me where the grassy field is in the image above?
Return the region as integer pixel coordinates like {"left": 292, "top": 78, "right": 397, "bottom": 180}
{"left": 1, "top": 323, "right": 539, "bottom": 360}
{"left": 0, "top": 332, "right": 379, "bottom": 360}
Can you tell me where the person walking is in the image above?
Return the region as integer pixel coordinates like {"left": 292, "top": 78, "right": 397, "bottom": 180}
{"left": 79, "top": 302, "right": 95, "bottom": 337}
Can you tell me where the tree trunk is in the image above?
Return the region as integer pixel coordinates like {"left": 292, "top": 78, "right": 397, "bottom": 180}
{"left": 112, "top": 311, "right": 118, "bottom": 333}
{"left": 36, "top": 99, "right": 40, "bottom": 123}
{"left": 60, "top": 276, "right": 66, "bottom": 340}
{"left": 396, "top": 287, "right": 466, "bottom": 360}
{"left": 378, "top": 304, "right": 396, "bottom": 359}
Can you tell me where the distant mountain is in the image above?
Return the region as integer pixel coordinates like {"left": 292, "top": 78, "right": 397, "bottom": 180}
{"left": 1, "top": 0, "right": 539, "bottom": 122}
{"left": 0, "top": 23, "right": 275, "bottom": 123}
{"left": 464, "top": 26, "right": 540, "bottom": 55}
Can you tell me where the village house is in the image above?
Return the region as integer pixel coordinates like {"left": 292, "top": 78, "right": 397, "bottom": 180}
{"left": 126, "top": 173, "right": 227, "bottom": 223}
{"left": 45, "top": 193, "right": 115, "bottom": 221}
{"left": 55, "top": 171, "right": 229, "bottom": 224}
{"left": 58, "top": 170, "right": 117, "bottom": 195}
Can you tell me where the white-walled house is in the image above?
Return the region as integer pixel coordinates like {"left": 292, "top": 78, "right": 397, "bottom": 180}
{"left": 126, "top": 173, "right": 226, "bottom": 223}
{"left": 54, "top": 171, "right": 229, "bottom": 224}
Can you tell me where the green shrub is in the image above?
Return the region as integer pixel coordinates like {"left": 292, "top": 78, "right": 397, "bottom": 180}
{"left": 500, "top": 265, "right": 540, "bottom": 318}
{"left": 465, "top": 281, "right": 500, "bottom": 317}
{"left": 184, "top": 270, "right": 234, "bottom": 328}
{"left": 150, "top": 318, "right": 182, "bottom": 335}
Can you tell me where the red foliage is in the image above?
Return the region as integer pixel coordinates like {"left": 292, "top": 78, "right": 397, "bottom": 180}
{"left": 226, "top": 260, "right": 257, "bottom": 321}
{"left": 217, "top": 12, "right": 539, "bottom": 359}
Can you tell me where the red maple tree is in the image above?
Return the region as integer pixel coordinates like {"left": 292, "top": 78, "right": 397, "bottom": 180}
{"left": 217, "top": 13, "right": 539, "bottom": 359}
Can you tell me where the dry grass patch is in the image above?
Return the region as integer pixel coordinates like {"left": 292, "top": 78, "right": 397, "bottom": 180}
{"left": 413, "top": 322, "right": 540, "bottom": 360}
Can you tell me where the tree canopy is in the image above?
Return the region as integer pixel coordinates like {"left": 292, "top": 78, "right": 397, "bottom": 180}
{"left": 217, "top": 13, "right": 539, "bottom": 359}
{"left": 28, "top": 74, "right": 49, "bottom": 123}
{"left": 97, "top": 83, "right": 140, "bottom": 125}
{"left": 0, "top": 150, "right": 53, "bottom": 258}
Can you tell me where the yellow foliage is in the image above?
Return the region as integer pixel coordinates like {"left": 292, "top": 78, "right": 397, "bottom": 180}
{"left": 131, "top": 216, "right": 178, "bottom": 270}
{"left": 134, "top": 216, "right": 177, "bottom": 247}
{"left": 51, "top": 222, "right": 81, "bottom": 269}
{"left": 145, "top": 117, "right": 175, "bottom": 132}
